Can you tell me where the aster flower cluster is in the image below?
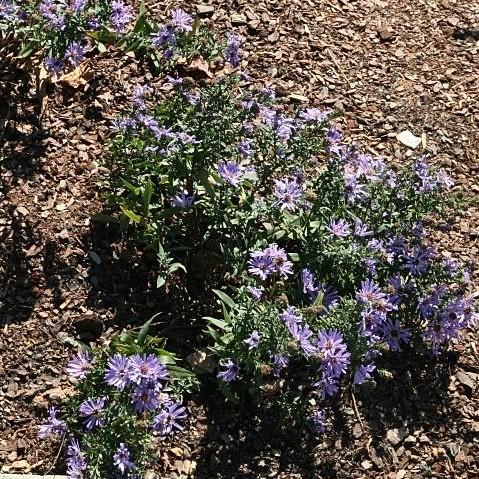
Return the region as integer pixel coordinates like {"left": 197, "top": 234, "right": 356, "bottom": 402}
{"left": 150, "top": 9, "right": 193, "bottom": 59}
{"left": 39, "top": 342, "right": 190, "bottom": 478}
{"left": 2, "top": 0, "right": 138, "bottom": 76}
{"left": 108, "top": 28, "right": 476, "bottom": 436}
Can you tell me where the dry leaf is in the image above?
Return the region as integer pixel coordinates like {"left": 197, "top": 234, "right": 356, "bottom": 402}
{"left": 57, "top": 61, "right": 92, "bottom": 89}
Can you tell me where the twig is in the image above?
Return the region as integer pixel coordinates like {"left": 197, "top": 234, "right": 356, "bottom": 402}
{"left": 327, "top": 49, "right": 350, "bottom": 87}
{"left": 351, "top": 390, "right": 364, "bottom": 431}
{"left": 46, "top": 434, "right": 66, "bottom": 474}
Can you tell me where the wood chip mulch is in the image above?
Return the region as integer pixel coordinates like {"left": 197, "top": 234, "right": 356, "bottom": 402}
{"left": 1, "top": 1, "right": 478, "bottom": 478}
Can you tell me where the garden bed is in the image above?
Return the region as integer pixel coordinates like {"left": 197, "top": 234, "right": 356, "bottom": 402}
{"left": 1, "top": 1, "right": 478, "bottom": 478}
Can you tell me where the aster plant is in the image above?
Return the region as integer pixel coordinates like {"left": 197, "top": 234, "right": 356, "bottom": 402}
{"left": 38, "top": 320, "right": 196, "bottom": 478}
{"left": 107, "top": 36, "right": 477, "bottom": 431}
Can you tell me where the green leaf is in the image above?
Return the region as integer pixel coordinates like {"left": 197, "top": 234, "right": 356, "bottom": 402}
{"left": 137, "top": 318, "right": 153, "bottom": 346}
{"left": 205, "top": 317, "right": 228, "bottom": 329}
{"left": 212, "top": 289, "right": 236, "bottom": 309}
{"left": 288, "top": 252, "right": 300, "bottom": 262}
{"left": 168, "top": 365, "right": 195, "bottom": 379}
{"left": 120, "top": 206, "right": 142, "bottom": 223}
{"left": 157, "top": 276, "right": 166, "bottom": 289}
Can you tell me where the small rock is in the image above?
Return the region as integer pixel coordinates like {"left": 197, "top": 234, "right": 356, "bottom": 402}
{"left": 231, "top": 13, "right": 247, "bottom": 25}
{"left": 387, "top": 427, "right": 408, "bottom": 446}
{"left": 352, "top": 422, "right": 363, "bottom": 439}
{"left": 289, "top": 93, "right": 308, "bottom": 103}
{"left": 397, "top": 130, "right": 422, "bottom": 149}
{"left": 11, "top": 459, "right": 30, "bottom": 470}
{"left": 456, "top": 370, "right": 476, "bottom": 390}
{"left": 378, "top": 27, "right": 395, "bottom": 41}
{"left": 16, "top": 206, "right": 29, "bottom": 216}
{"left": 196, "top": 4, "right": 214, "bottom": 15}
{"left": 404, "top": 435, "right": 416, "bottom": 445}
{"left": 361, "top": 459, "right": 372, "bottom": 470}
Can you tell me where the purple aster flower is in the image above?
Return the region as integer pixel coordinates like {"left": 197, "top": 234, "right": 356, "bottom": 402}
{"left": 110, "top": 0, "right": 132, "bottom": 33}
{"left": 248, "top": 286, "right": 264, "bottom": 301}
{"left": 462, "top": 298, "right": 479, "bottom": 327}
{"left": 248, "top": 244, "right": 293, "bottom": 280}
{"left": 152, "top": 401, "right": 187, "bottom": 435}
{"left": 79, "top": 397, "right": 106, "bottom": 430}
{"left": 224, "top": 32, "right": 242, "bottom": 67}
{"left": 217, "top": 359, "right": 239, "bottom": 382}
{"left": 184, "top": 90, "right": 200, "bottom": 105}
{"left": 218, "top": 160, "right": 244, "bottom": 187}
{"left": 86, "top": 16, "right": 100, "bottom": 30}
{"left": 131, "top": 382, "right": 161, "bottom": 413}
{"left": 356, "top": 279, "right": 386, "bottom": 304}
{"left": 44, "top": 57, "right": 63, "bottom": 76}
{"left": 343, "top": 169, "right": 368, "bottom": 203}
{"left": 0, "top": 1, "right": 15, "bottom": 21}
{"left": 113, "top": 443, "right": 135, "bottom": 474}
{"left": 171, "top": 192, "right": 195, "bottom": 208}
{"left": 248, "top": 250, "right": 275, "bottom": 280}
{"left": 175, "top": 131, "right": 198, "bottom": 145}
{"left": 70, "top": 0, "right": 87, "bottom": 13}
{"left": 129, "top": 354, "right": 169, "bottom": 385}
{"left": 353, "top": 363, "right": 376, "bottom": 385}
{"left": 327, "top": 125, "right": 342, "bottom": 145}
{"left": 358, "top": 307, "right": 386, "bottom": 340}
{"left": 64, "top": 41, "right": 85, "bottom": 66}
{"left": 314, "top": 371, "right": 339, "bottom": 399}
{"left": 381, "top": 319, "right": 411, "bottom": 352}
{"left": 272, "top": 353, "right": 289, "bottom": 376}
{"left": 321, "top": 347, "right": 350, "bottom": 378}
{"left": 404, "top": 246, "right": 435, "bottom": 276}
{"left": 66, "top": 351, "right": 92, "bottom": 380}
{"left": 151, "top": 25, "right": 176, "bottom": 47}
{"left": 111, "top": 117, "right": 136, "bottom": 132}
{"left": 317, "top": 330, "right": 350, "bottom": 378}
{"left": 299, "top": 108, "right": 328, "bottom": 123}
{"left": 364, "top": 257, "right": 378, "bottom": 276}
{"left": 171, "top": 8, "right": 193, "bottom": 32}
{"left": 281, "top": 306, "right": 303, "bottom": 327}
{"left": 259, "top": 87, "right": 276, "bottom": 100}
{"left": 38, "top": 406, "right": 66, "bottom": 438}
{"left": 301, "top": 268, "right": 318, "bottom": 297}
{"left": 266, "top": 243, "right": 294, "bottom": 278}
{"left": 274, "top": 115, "right": 295, "bottom": 140}
{"left": 436, "top": 169, "right": 454, "bottom": 189}
{"left": 311, "top": 409, "right": 326, "bottom": 433}
{"left": 327, "top": 218, "right": 351, "bottom": 238}
{"left": 132, "top": 84, "right": 151, "bottom": 110}
{"left": 104, "top": 354, "right": 132, "bottom": 390}
{"left": 237, "top": 139, "right": 253, "bottom": 157}
{"left": 274, "top": 177, "right": 303, "bottom": 211}
{"left": 288, "top": 323, "right": 317, "bottom": 356}
{"left": 317, "top": 330, "right": 346, "bottom": 357}
{"left": 417, "top": 285, "right": 446, "bottom": 319}
{"left": 354, "top": 220, "right": 373, "bottom": 238}
{"left": 66, "top": 438, "right": 87, "bottom": 478}
{"left": 244, "top": 330, "right": 260, "bottom": 349}
{"left": 39, "top": 0, "right": 66, "bottom": 30}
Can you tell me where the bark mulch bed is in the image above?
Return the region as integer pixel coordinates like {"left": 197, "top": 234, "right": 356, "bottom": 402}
{"left": 1, "top": 1, "right": 478, "bottom": 478}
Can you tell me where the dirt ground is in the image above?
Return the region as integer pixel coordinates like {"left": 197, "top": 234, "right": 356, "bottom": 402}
{"left": 1, "top": 1, "right": 478, "bottom": 477}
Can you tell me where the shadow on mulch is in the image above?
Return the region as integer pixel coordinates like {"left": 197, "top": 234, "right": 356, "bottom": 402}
{"left": 1, "top": 51, "right": 47, "bottom": 179}
{"left": 0, "top": 208, "right": 39, "bottom": 324}
{"left": 188, "top": 351, "right": 468, "bottom": 478}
